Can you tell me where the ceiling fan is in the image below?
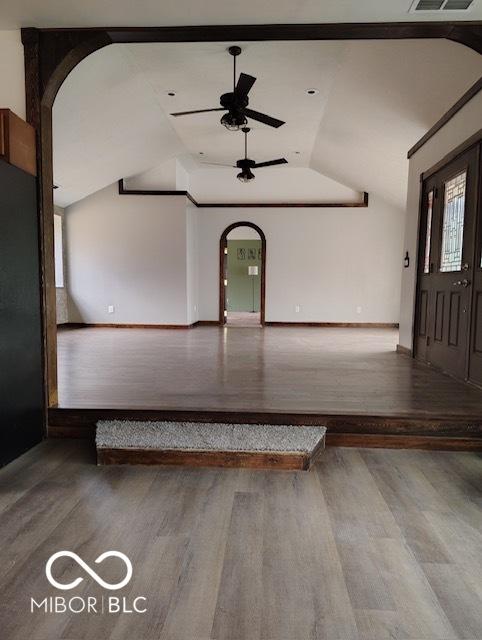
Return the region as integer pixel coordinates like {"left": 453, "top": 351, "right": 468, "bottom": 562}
{"left": 170, "top": 46, "right": 285, "bottom": 131}
{"left": 204, "top": 127, "right": 288, "bottom": 183}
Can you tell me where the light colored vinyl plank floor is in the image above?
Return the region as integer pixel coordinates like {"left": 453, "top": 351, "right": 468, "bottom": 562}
{"left": 0, "top": 440, "right": 482, "bottom": 639}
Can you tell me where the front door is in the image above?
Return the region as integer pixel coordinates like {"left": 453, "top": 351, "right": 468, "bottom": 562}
{"left": 415, "top": 143, "right": 481, "bottom": 382}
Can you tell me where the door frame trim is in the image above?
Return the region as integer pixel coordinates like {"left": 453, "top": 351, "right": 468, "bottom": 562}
{"left": 414, "top": 132, "right": 482, "bottom": 376}
{"left": 219, "top": 222, "right": 266, "bottom": 325}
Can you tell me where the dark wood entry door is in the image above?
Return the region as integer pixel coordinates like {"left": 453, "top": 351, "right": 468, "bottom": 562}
{"left": 469, "top": 153, "right": 482, "bottom": 386}
{"left": 415, "top": 143, "right": 481, "bottom": 383}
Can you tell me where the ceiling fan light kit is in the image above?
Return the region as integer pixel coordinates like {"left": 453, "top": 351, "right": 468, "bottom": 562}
{"left": 170, "top": 46, "right": 285, "bottom": 130}
{"left": 220, "top": 111, "right": 247, "bottom": 131}
{"left": 237, "top": 168, "right": 255, "bottom": 183}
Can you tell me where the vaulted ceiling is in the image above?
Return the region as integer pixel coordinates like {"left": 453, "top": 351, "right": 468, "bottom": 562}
{"left": 52, "top": 38, "right": 481, "bottom": 208}
{"left": 2, "top": 0, "right": 482, "bottom": 28}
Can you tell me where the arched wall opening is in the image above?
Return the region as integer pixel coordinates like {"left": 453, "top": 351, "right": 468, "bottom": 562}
{"left": 22, "top": 24, "right": 482, "bottom": 407}
{"left": 219, "top": 222, "right": 266, "bottom": 326}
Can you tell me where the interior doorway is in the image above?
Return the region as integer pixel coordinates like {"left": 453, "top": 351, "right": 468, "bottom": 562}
{"left": 219, "top": 222, "right": 266, "bottom": 326}
{"left": 415, "top": 136, "right": 482, "bottom": 386}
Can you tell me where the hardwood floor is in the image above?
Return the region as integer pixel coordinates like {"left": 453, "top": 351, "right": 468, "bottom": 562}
{"left": 226, "top": 311, "right": 261, "bottom": 326}
{"left": 56, "top": 326, "right": 482, "bottom": 416}
{"left": 1, "top": 439, "right": 482, "bottom": 639}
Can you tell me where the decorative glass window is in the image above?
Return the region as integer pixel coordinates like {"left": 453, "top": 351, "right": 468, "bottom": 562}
{"left": 423, "top": 190, "right": 434, "bottom": 274}
{"left": 440, "top": 171, "right": 466, "bottom": 273}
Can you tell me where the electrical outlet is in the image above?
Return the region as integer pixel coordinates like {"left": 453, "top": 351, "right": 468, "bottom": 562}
{"left": 356, "top": 306, "right": 362, "bottom": 314}
{"left": 108, "top": 305, "right": 114, "bottom": 314}
{"left": 194, "top": 305, "right": 197, "bottom": 312}
{"left": 295, "top": 305, "right": 301, "bottom": 313}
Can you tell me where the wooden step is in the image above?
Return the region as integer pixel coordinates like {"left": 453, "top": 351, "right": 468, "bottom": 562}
{"left": 96, "top": 421, "right": 326, "bottom": 470}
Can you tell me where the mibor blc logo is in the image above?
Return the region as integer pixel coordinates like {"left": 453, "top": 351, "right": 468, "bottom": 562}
{"left": 30, "top": 550, "right": 147, "bottom": 614}
{"left": 46, "top": 551, "right": 132, "bottom": 590}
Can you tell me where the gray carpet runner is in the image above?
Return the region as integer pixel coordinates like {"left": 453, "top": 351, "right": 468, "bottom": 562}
{"left": 96, "top": 420, "right": 326, "bottom": 454}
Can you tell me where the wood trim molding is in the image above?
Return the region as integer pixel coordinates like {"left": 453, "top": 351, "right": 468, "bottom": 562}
{"left": 0, "top": 109, "right": 36, "bottom": 176}
{"left": 60, "top": 322, "right": 199, "bottom": 329}
{"left": 421, "top": 129, "right": 482, "bottom": 181}
{"left": 219, "top": 222, "right": 266, "bottom": 325}
{"left": 194, "top": 320, "right": 220, "bottom": 326}
{"left": 22, "top": 22, "right": 482, "bottom": 407}
{"left": 118, "top": 179, "right": 369, "bottom": 208}
{"left": 265, "top": 322, "right": 399, "bottom": 328}
{"left": 408, "top": 78, "right": 482, "bottom": 159}
{"left": 59, "top": 320, "right": 400, "bottom": 330}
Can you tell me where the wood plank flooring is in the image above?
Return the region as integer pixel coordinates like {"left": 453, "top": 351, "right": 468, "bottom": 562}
{"left": 1, "top": 440, "right": 481, "bottom": 639}
{"left": 56, "top": 326, "right": 482, "bottom": 416}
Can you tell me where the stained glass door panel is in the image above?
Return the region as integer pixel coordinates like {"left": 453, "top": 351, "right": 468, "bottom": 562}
{"left": 440, "top": 171, "right": 467, "bottom": 273}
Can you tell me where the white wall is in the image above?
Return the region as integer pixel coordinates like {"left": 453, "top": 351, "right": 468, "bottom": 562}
{"left": 64, "top": 184, "right": 404, "bottom": 326}
{"left": 399, "top": 91, "right": 482, "bottom": 350}
{"left": 65, "top": 183, "right": 191, "bottom": 325}
{"left": 0, "top": 30, "right": 25, "bottom": 118}
{"left": 197, "top": 196, "right": 404, "bottom": 323}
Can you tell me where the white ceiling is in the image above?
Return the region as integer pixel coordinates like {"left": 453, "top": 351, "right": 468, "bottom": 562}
{"left": 53, "top": 39, "right": 482, "bottom": 207}
{"left": 311, "top": 39, "right": 482, "bottom": 207}
{"left": 2, "top": 0, "right": 482, "bottom": 28}
{"left": 125, "top": 41, "right": 344, "bottom": 168}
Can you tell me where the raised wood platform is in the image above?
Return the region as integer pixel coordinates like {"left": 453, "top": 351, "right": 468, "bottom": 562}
{"left": 53, "top": 327, "right": 482, "bottom": 451}
{"left": 96, "top": 420, "right": 326, "bottom": 470}
{"left": 49, "top": 407, "right": 482, "bottom": 451}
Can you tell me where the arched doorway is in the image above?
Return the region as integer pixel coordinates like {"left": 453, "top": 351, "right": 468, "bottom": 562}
{"left": 219, "top": 222, "right": 266, "bottom": 326}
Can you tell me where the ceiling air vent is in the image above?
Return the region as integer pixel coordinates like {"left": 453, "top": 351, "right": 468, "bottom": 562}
{"left": 410, "top": 0, "right": 475, "bottom": 10}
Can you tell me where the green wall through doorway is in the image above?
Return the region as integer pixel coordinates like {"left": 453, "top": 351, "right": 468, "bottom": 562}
{"left": 227, "top": 239, "right": 262, "bottom": 312}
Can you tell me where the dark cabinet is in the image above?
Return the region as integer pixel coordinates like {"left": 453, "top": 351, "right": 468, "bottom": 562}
{"left": 0, "top": 157, "right": 44, "bottom": 465}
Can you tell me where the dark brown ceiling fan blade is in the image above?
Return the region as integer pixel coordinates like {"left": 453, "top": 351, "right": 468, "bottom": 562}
{"left": 170, "top": 107, "right": 226, "bottom": 117}
{"left": 235, "top": 73, "right": 256, "bottom": 98}
{"left": 253, "top": 158, "right": 288, "bottom": 168}
{"left": 244, "top": 109, "right": 285, "bottom": 128}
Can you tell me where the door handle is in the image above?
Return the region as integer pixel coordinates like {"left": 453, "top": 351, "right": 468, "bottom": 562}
{"left": 453, "top": 279, "right": 471, "bottom": 287}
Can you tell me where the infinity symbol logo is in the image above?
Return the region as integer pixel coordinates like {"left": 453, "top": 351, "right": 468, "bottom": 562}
{"left": 46, "top": 551, "right": 133, "bottom": 591}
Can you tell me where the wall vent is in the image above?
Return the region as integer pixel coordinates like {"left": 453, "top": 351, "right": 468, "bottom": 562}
{"left": 410, "top": 0, "right": 475, "bottom": 11}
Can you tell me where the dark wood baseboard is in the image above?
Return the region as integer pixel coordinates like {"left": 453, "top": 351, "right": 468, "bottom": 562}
{"left": 193, "top": 320, "right": 220, "bottom": 327}
{"left": 59, "top": 322, "right": 195, "bottom": 330}
{"left": 97, "top": 444, "right": 323, "bottom": 470}
{"left": 48, "top": 407, "right": 482, "bottom": 451}
{"left": 396, "top": 343, "right": 412, "bottom": 356}
{"left": 265, "top": 322, "right": 399, "bottom": 328}
{"left": 59, "top": 321, "right": 399, "bottom": 330}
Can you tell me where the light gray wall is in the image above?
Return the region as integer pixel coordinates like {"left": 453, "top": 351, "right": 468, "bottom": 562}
{"left": 399, "top": 91, "right": 482, "bottom": 350}
{"left": 0, "top": 30, "right": 25, "bottom": 118}
{"left": 186, "top": 203, "right": 199, "bottom": 325}
{"left": 197, "top": 195, "right": 404, "bottom": 323}
{"left": 65, "top": 183, "right": 190, "bottom": 325}
{"left": 65, "top": 186, "right": 404, "bottom": 326}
